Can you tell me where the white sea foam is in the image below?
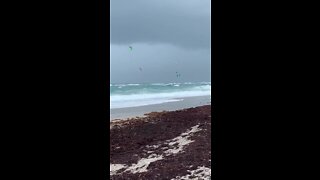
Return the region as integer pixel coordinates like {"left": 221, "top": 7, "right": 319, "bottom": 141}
{"left": 151, "top": 83, "right": 166, "bottom": 86}
{"left": 110, "top": 83, "right": 211, "bottom": 109}
{"left": 151, "top": 83, "right": 181, "bottom": 86}
{"left": 126, "top": 84, "right": 140, "bottom": 86}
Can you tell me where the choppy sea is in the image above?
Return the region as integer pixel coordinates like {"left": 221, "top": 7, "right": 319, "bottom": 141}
{"left": 110, "top": 82, "right": 211, "bottom": 109}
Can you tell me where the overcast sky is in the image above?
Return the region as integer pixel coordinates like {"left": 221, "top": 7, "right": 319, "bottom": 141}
{"left": 110, "top": 0, "right": 211, "bottom": 84}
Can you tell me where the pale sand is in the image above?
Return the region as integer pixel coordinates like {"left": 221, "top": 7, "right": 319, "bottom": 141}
{"left": 171, "top": 166, "right": 211, "bottom": 180}
{"left": 110, "top": 95, "right": 211, "bottom": 121}
{"left": 110, "top": 164, "right": 126, "bottom": 176}
{"left": 123, "top": 154, "right": 164, "bottom": 174}
{"left": 164, "top": 125, "right": 202, "bottom": 155}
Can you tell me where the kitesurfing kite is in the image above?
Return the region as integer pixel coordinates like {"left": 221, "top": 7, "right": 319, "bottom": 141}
{"left": 176, "top": 72, "right": 181, "bottom": 78}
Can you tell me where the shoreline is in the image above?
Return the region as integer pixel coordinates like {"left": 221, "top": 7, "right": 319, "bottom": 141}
{"left": 110, "top": 105, "right": 212, "bottom": 179}
{"left": 110, "top": 95, "right": 211, "bottom": 121}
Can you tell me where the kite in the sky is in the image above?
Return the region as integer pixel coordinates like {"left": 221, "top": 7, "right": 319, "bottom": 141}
{"left": 176, "top": 72, "right": 181, "bottom": 78}
{"left": 129, "top": 46, "right": 133, "bottom": 51}
{"left": 139, "top": 67, "right": 142, "bottom": 71}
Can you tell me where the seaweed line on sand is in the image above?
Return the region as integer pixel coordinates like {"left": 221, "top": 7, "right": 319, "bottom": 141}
{"left": 110, "top": 124, "right": 203, "bottom": 175}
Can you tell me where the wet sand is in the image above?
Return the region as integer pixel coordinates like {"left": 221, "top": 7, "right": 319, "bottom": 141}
{"left": 110, "top": 95, "right": 211, "bottom": 121}
{"left": 110, "top": 105, "right": 212, "bottom": 179}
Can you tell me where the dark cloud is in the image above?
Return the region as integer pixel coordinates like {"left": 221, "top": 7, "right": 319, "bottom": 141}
{"left": 110, "top": 0, "right": 210, "bottom": 49}
{"left": 110, "top": 0, "right": 211, "bottom": 83}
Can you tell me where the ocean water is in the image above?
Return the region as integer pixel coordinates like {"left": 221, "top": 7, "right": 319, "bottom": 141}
{"left": 110, "top": 82, "right": 211, "bottom": 109}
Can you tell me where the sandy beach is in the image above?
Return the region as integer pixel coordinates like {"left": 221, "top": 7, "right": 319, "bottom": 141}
{"left": 110, "top": 104, "right": 212, "bottom": 179}
{"left": 110, "top": 95, "right": 211, "bottom": 121}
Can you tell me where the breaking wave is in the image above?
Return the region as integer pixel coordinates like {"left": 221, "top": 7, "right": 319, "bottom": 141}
{"left": 110, "top": 82, "right": 211, "bottom": 109}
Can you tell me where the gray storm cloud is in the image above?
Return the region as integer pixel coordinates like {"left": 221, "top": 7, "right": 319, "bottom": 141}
{"left": 111, "top": 0, "right": 211, "bottom": 49}
{"left": 110, "top": 0, "right": 211, "bottom": 83}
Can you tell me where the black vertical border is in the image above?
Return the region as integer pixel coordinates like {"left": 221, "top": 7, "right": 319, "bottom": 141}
{"left": 96, "top": 0, "right": 109, "bottom": 179}
{"left": 212, "top": 0, "right": 224, "bottom": 178}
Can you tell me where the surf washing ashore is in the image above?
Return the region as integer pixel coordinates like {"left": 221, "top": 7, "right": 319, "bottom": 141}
{"left": 110, "top": 95, "right": 210, "bottom": 121}
{"left": 110, "top": 82, "right": 211, "bottom": 120}
{"left": 110, "top": 82, "right": 210, "bottom": 109}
